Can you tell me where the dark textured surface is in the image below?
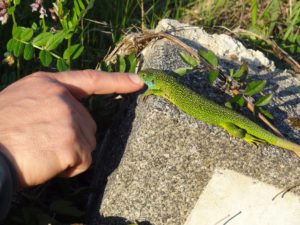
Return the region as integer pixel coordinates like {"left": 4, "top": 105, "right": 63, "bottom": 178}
{"left": 89, "top": 19, "right": 300, "bottom": 225}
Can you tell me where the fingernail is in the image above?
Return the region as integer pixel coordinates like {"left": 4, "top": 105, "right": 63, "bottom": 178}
{"left": 129, "top": 74, "right": 144, "bottom": 85}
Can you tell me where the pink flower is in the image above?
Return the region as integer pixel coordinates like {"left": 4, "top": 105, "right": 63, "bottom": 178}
{"left": 30, "top": 0, "right": 48, "bottom": 18}
{"left": 30, "top": 0, "right": 44, "bottom": 12}
{"left": 48, "top": 7, "right": 57, "bottom": 21}
{"left": 0, "top": 0, "right": 8, "bottom": 9}
{"left": 0, "top": 0, "right": 9, "bottom": 25}
{"left": 30, "top": 2, "right": 40, "bottom": 12}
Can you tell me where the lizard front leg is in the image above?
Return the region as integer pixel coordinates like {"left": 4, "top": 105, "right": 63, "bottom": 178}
{"left": 142, "top": 89, "right": 163, "bottom": 102}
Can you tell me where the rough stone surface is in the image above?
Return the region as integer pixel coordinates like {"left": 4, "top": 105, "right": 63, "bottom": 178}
{"left": 89, "top": 19, "right": 300, "bottom": 225}
{"left": 154, "top": 19, "right": 275, "bottom": 71}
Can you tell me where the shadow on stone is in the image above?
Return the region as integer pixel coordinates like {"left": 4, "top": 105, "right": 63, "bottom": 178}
{"left": 97, "top": 216, "right": 154, "bottom": 225}
{"left": 86, "top": 92, "right": 144, "bottom": 225}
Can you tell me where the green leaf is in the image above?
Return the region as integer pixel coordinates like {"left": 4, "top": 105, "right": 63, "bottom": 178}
{"left": 173, "top": 67, "right": 191, "bottom": 76}
{"left": 77, "top": 0, "right": 86, "bottom": 10}
{"left": 64, "top": 30, "right": 74, "bottom": 40}
{"left": 289, "top": 45, "right": 296, "bottom": 54}
{"left": 128, "top": 54, "right": 137, "bottom": 73}
{"left": 244, "top": 80, "right": 266, "bottom": 96}
{"left": 261, "top": 0, "right": 280, "bottom": 35}
{"left": 12, "top": 26, "right": 33, "bottom": 41}
{"left": 23, "top": 44, "right": 34, "bottom": 60}
{"left": 231, "top": 94, "right": 245, "bottom": 107}
{"left": 56, "top": 58, "right": 69, "bottom": 71}
{"left": 45, "top": 31, "right": 66, "bottom": 51}
{"left": 225, "top": 101, "right": 233, "bottom": 109}
{"left": 258, "top": 107, "right": 273, "bottom": 120}
{"left": 74, "top": 0, "right": 81, "bottom": 16}
{"left": 31, "top": 22, "right": 38, "bottom": 30}
{"left": 198, "top": 49, "right": 218, "bottom": 68}
{"left": 50, "top": 200, "right": 85, "bottom": 217}
{"left": 39, "top": 50, "right": 53, "bottom": 67}
{"left": 117, "top": 56, "right": 126, "bottom": 72}
{"left": 68, "top": 20, "right": 74, "bottom": 30}
{"left": 225, "top": 94, "right": 245, "bottom": 109}
{"left": 7, "top": 6, "right": 16, "bottom": 14}
{"left": 20, "top": 28, "right": 33, "bottom": 42}
{"left": 63, "top": 44, "right": 84, "bottom": 60}
{"left": 12, "top": 26, "right": 21, "bottom": 39}
{"left": 13, "top": 41, "right": 24, "bottom": 57}
{"left": 32, "top": 32, "right": 53, "bottom": 47}
{"left": 7, "top": 38, "right": 16, "bottom": 52}
{"left": 107, "top": 64, "right": 113, "bottom": 72}
{"left": 232, "top": 63, "right": 248, "bottom": 79}
{"left": 255, "top": 94, "right": 272, "bottom": 106}
{"left": 296, "top": 36, "right": 300, "bottom": 45}
{"left": 207, "top": 70, "right": 219, "bottom": 84}
{"left": 14, "top": 0, "right": 21, "bottom": 5}
{"left": 179, "top": 52, "right": 198, "bottom": 68}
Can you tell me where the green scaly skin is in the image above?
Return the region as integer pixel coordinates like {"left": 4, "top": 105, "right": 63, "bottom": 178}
{"left": 138, "top": 69, "right": 300, "bottom": 157}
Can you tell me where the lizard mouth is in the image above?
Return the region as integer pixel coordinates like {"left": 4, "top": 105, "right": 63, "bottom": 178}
{"left": 144, "top": 79, "right": 156, "bottom": 89}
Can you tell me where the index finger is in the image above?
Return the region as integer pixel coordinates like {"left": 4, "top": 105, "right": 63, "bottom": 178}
{"left": 44, "top": 70, "right": 144, "bottom": 99}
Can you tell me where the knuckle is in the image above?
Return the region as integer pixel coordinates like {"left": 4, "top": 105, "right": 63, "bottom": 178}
{"left": 82, "top": 153, "right": 92, "bottom": 169}
{"left": 64, "top": 150, "right": 80, "bottom": 168}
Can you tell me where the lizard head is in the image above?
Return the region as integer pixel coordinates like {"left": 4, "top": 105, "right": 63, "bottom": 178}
{"left": 137, "top": 69, "right": 160, "bottom": 90}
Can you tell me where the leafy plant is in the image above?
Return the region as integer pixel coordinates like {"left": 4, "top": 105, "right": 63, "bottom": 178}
{"left": 100, "top": 54, "right": 137, "bottom": 74}
{"left": 199, "top": 49, "right": 218, "bottom": 68}
{"left": 3, "top": 0, "right": 95, "bottom": 74}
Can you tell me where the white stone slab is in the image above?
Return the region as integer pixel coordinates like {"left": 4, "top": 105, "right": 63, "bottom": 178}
{"left": 184, "top": 169, "right": 300, "bottom": 225}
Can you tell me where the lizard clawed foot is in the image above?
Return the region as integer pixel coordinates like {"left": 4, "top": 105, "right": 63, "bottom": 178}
{"left": 244, "top": 133, "right": 265, "bottom": 146}
{"left": 142, "top": 95, "right": 149, "bottom": 102}
{"left": 141, "top": 89, "right": 162, "bottom": 102}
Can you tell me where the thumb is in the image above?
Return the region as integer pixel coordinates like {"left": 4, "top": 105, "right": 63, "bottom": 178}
{"left": 42, "top": 69, "right": 144, "bottom": 99}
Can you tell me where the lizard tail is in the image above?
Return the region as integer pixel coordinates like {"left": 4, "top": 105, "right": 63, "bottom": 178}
{"left": 275, "top": 138, "right": 300, "bottom": 157}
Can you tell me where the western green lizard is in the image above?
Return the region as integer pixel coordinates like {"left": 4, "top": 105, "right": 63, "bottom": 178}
{"left": 138, "top": 69, "right": 300, "bottom": 157}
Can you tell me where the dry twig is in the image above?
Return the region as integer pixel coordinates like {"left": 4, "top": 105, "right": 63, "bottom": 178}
{"left": 272, "top": 182, "right": 300, "bottom": 201}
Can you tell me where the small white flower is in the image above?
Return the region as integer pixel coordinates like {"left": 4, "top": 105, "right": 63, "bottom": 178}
{"left": 0, "top": 13, "right": 8, "bottom": 24}
{"left": 39, "top": 6, "right": 47, "bottom": 18}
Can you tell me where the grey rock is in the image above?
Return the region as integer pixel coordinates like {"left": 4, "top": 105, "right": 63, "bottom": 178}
{"left": 88, "top": 19, "right": 300, "bottom": 225}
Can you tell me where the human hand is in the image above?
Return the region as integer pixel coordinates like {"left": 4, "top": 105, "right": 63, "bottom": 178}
{"left": 0, "top": 70, "right": 144, "bottom": 187}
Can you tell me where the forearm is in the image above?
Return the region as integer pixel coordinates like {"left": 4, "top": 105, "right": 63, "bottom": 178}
{"left": 0, "top": 149, "right": 19, "bottom": 221}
